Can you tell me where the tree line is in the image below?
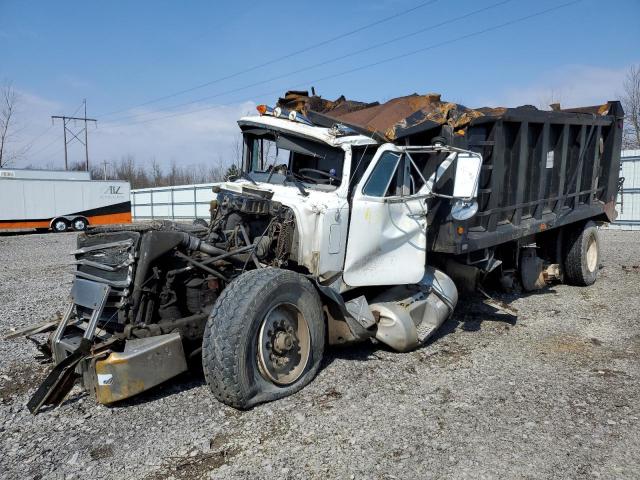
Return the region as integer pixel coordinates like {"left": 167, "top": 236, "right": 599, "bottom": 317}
{"left": 66, "top": 155, "right": 240, "bottom": 189}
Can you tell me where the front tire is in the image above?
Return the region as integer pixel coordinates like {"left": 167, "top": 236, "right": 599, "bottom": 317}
{"left": 202, "top": 268, "right": 325, "bottom": 409}
{"left": 563, "top": 221, "right": 600, "bottom": 286}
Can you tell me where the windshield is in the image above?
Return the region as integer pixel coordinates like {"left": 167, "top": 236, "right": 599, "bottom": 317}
{"left": 242, "top": 130, "right": 344, "bottom": 191}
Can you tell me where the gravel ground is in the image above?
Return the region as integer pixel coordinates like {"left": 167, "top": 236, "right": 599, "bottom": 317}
{"left": 0, "top": 229, "right": 639, "bottom": 480}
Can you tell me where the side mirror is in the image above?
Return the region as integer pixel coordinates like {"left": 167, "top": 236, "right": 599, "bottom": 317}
{"left": 452, "top": 153, "right": 482, "bottom": 199}
{"left": 451, "top": 153, "right": 482, "bottom": 221}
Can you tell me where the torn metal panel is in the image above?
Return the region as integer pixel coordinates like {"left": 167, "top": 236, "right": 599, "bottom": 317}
{"left": 279, "top": 90, "right": 614, "bottom": 142}
{"left": 277, "top": 90, "right": 377, "bottom": 118}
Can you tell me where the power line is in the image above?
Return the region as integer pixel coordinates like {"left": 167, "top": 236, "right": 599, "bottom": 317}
{"left": 107, "top": 0, "right": 514, "bottom": 124}
{"left": 21, "top": 100, "right": 85, "bottom": 156}
{"left": 97, "top": 0, "right": 442, "bottom": 118}
{"left": 28, "top": 133, "right": 60, "bottom": 157}
{"left": 21, "top": 124, "right": 54, "bottom": 154}
{"left": 70, "top": 100, "right": 85, "bottom": 117}
{"left": 104, "top": 0, "right": 582, "bottom": 129}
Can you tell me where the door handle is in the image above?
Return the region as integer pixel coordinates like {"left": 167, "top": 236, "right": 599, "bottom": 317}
{"left": 407, "top": 212, "right": 426, "bottom": 219}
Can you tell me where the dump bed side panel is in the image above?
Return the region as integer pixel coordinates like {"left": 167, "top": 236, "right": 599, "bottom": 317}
{"left": 422, "top": 102, "right": 624, "bottom": 254}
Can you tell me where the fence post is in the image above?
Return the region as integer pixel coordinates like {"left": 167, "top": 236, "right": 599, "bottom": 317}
{"left": 171, "top": 188, "right": 175, "bottom": 220}
{"left": 150, "top": 190, "right": 154, "bottom": 220}
{"left": 131, "top": 191, "right": 136, "bottom": 222}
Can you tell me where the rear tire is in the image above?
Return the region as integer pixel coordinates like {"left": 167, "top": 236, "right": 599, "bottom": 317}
{"left": 72, "top": 217, "right": 88, "bottom": 231}
{"left": 202, "top": 268, "right": 325, "bottom": 409}
{"left": 563, "top": 221, "right": 600, "bottom": 286}
{"left": 52, "top": 218, "right": 69, "bottom": 233}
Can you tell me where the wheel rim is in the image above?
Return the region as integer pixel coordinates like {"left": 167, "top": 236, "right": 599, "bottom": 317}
{"left": 54, "top": 221, "right": 66, "bottom": 231}
{"left": 257, "top": 302, "right": 311, "bottom": 386}
{"left": 74, "top": 220, "right": 85, "bottom": 230}
{"left": 586, "top": 235, "right": 598, "bottom": 272}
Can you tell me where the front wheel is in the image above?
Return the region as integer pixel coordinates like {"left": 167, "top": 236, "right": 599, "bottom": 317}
{"left": 202, "top": 268, "right": 325, "bottom": 409}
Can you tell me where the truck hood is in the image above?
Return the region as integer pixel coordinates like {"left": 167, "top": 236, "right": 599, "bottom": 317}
{"left": 219, "top": 180, "right": 347, "bottom": 275}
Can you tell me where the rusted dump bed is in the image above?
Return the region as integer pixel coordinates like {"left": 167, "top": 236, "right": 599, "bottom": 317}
{"left": 281, "top": 91, "right": 624, "bottom": 255}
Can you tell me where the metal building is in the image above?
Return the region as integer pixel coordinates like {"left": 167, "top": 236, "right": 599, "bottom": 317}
{"left": 610, "top": 149, "right": 640, "bottom": 230}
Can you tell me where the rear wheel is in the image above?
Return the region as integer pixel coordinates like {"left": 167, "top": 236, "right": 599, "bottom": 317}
{"left": 72, "top": 217, "right": 88, "bottom": 231}
{"left": 52, "top": 218, "right": 69, "bottom": 233}
{"left": 563, "top": 221, "right": 600, "bottom": 286}
{"left": 202, "top": 268, "right": 325, "bottom": 409}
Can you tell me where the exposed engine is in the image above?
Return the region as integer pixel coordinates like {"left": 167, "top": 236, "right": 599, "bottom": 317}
{"left": 72, "top": 186, "right": 297, "bottom": 355}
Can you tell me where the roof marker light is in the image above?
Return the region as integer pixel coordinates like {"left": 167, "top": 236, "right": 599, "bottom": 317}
{"left": 256, "top": 105, "right": 268, "bottom": 115}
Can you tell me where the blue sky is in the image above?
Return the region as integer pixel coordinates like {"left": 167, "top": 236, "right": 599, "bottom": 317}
{"left": 1, "top": 0, "right": 639, "bottom": 171}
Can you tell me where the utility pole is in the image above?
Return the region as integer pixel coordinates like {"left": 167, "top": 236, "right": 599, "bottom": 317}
{"left": 52, "top": 101, "right": 97, "bottom": 170}
{"left": 101, "top": 159, "right": 110, "bottom": 180}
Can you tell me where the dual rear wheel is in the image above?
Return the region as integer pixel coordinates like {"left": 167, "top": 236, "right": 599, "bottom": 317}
{"left": 51, "top": 217, "right": 88, "bottom": 232}
{"left": 563, "top": 221, "right": 600, "bottom": 286}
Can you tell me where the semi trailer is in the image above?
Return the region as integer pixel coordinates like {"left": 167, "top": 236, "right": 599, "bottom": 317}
{"left": 0, "top": 168, "right": 131, "bottom": 232}
{"left": 18, "top": 91, "right": 623, "bottom": 413}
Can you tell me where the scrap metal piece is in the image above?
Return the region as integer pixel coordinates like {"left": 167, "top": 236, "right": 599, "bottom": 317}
{"left": 27, "top": 338, "right": 92, "bottom": 415}
{"left": 84, "top": 332, "right": 188, "bottom": 404}
{"left": 477, "top": 286, "right": 518, "bottom": 316}
{"left": 344, "top": 296, "right": 376, "bottom": 329}
{"left": 279, "top": 90, "right": 614, "bottom": 143}
{"left": 2, "top": 318, "right": 60, "bottom": 340}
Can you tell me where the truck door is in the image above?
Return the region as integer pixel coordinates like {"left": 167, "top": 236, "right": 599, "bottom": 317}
{"left": 343, "top": 144, "right": 428, "bottom": 287}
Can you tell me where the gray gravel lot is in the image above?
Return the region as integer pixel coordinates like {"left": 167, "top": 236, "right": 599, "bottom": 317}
{"left": 0, "top": 229, "right": 639, "bottom": 480}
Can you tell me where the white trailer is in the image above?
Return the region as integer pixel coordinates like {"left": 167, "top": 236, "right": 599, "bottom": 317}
{"left": 0, "top": 168, "right": 131, "bottom": 232}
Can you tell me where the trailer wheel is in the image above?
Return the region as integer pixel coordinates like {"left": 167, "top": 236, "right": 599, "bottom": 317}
{"left": 72, "top": 217, "right": 88, "bottom": 231}
{"left": 563, "top": 221, "right": 600, "bottom": 286}
{"left": 52, "top": 218, "right": 69, "bottom": 233}
{"left": 202, "top": 268, "right": 325, "bottom": 409}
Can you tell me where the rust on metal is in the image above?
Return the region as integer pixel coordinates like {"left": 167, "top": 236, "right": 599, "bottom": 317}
{"left": 278, "top": 90, "right": 613, "bottom": 142}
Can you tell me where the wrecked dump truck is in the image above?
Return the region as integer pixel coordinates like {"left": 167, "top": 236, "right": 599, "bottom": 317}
{"left": 21, "top": 91, "right": 624, "bottom": 413}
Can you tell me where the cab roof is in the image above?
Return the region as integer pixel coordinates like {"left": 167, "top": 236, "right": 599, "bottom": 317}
{"left": 238, "top": 115, "right": 378, "bottom": 148}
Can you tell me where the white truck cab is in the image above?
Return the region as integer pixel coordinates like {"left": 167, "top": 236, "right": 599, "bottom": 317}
{"left": 233, "top": 107, "right": 482, "bottom": 289}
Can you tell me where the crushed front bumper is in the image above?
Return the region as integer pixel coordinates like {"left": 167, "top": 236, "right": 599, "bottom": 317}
{"left": 83, "top": 332, "right": 187, "bottom": 404}
{"left": 28, "top": 277, "right": 188, "bottom": 413}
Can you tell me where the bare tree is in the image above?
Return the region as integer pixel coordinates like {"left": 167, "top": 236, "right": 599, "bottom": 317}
{"left": 232, "top": 133, "right": 244, "bottom": 169}
{"left": 150, "top": 157, "right": 164, "bottom": 186}
{"left": 622, "top": 64, "right": 640, "bottom": 149}
{"left": 0, "top": 81, "right": 19, "bottom": 167}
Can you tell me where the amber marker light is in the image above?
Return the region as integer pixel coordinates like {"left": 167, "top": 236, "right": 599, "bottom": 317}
{"left": 256, "top": 105, "right": 268, "bottom": 115}
{"left": 457, "top": 226, "right": 465, "bottom": 235}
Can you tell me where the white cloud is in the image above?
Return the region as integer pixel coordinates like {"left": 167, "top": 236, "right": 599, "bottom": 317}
{"left": 94, "top": 101, "right": 256, "bottom": 169}
{"left": 10, "top": 89, "right": 255, "bottom": 171}
{"left": 474, "top": 64, "right": 631, "bottom": 109}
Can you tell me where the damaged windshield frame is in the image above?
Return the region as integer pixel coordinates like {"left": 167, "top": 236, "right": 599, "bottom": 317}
{"left": 241, "top": 129, "right": 345, "bottom": 192}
